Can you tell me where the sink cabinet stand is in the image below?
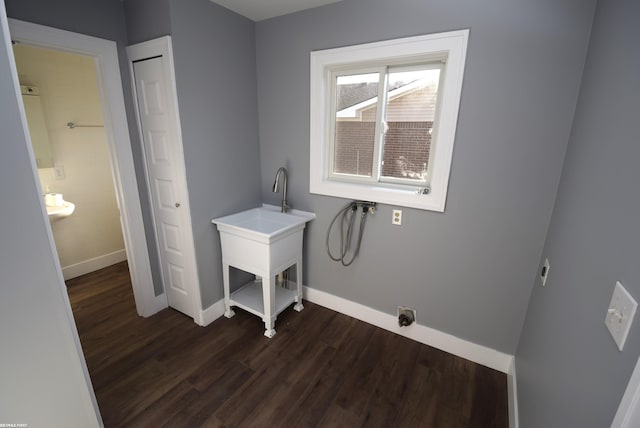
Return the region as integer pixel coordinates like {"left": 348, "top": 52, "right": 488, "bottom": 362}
{"left": 219, "top": 226, "right": 305, "bottom": 338}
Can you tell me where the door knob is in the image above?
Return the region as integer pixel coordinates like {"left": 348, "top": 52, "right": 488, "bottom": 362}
{"left": 175, "top": 202, "right": 180, "bottom": 208}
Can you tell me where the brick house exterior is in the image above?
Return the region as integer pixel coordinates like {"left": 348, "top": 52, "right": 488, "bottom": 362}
{"left": 334, "top": 80, "right": 437, "bottom": 181}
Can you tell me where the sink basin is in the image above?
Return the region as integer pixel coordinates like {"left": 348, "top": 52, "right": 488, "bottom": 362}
{"left": 212, "top": 205, "right": 315, "bottom": 244}
{"left": 46, "top": 201, "right": 75, "bottom": 222}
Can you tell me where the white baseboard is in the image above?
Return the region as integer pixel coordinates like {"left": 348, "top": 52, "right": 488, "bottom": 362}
{"left": 303, "top": 286, "right": 513, "bottom": 373}
{"left": 137, "top": 292, "right": 167, "bottom": 318}
{"left": 62, "top": 249, "right": 127, "bottom": 280}
{"left": 198, "top": 298, "right": 226, "bottom": 327}
{"left": 153, "top": 292, "right": 169, "bottom": 313}
{"left": 197, "top": 284, "right": 514, "bottom": 374}
{"left": 508, "top": 357, "right": 519, "bottom": 428}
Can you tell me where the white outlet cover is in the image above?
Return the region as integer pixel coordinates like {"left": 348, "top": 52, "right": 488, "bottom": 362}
{"left": 605, "top": 281, "right": 637, "bottom": 351}
{"left": 392, "top": 209, "right": 402, "bottom": 225}
{"left": 541, "top": 258, "right": 550, "bottom": 286}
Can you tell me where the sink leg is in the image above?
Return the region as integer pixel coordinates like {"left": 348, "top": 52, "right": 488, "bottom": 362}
{"left": 262, "top": 275, "right": 276, "bottom": 338}
{"left": 294, "top": 259, "right": 304, "bottom": 312}
{"left": 223, "top": 262, "right": 235, "bottom": 318}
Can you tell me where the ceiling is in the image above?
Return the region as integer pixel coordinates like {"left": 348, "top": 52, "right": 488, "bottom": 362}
{"left": 210, "top": 0, "right": 343, "bottom": 22}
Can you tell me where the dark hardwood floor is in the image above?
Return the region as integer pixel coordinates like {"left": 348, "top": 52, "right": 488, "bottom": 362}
{"left": 66, "top": 262, "right": 507, "bottom": 427}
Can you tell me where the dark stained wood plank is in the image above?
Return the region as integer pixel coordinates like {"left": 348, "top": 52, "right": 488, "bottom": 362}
{"left": 125, "top": 380, "right": 195, "bottom": 428}
{"left": 160, "top": 362, "right": 255, "bottom": 427}
{"left": 361, "top": 334, "right": 422, "bottom": 427}
{"left": 66, "top": 261, "right": 508, "bottom": 427}
{"left": 239, "top": 340, "right": 336, "bottom": 427}
{"left": 328, "top": 328, "right": 390, "bottom": 417}
{"left": 393, "top": 363, "right": 443, "bottom": 427}
{"left": 279, "top": 317, "right": 375, "bottom": 428}
{"left": 469, "top": 364, "right": 509, "bottom": 427}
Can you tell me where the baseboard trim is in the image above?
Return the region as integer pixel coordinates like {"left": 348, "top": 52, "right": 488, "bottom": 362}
{"left": 508, "top": 357, "right": 519, "bottom": 428}
{"left": 199, "top": 298, "right": 226, "bottom": 327}
{"left": 197, "top": 285, "right": 514, "bottom": 373}
{"left": 153, "top": 293, "right": 169, "bottom": 314}
{"left": 303, "top": 285, "right": 513, "bottom": 373}
{"left": 62, "top": 249, "right": 127, "bottom": 280}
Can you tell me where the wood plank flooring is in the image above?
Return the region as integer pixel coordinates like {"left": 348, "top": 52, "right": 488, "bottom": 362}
{"left": 66, "top": 262, "right": 508, "bottom": 427}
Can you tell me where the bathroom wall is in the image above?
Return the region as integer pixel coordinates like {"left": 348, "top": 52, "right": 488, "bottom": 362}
{"left": 255, "top": 0, "right": 596, "bottom": 353}
{"left": 13, "top": 44, "right": 125, "bottom": 276}
{"left": 5, "top": 0, "right": 164, "bottom": 294}
{"left": 516, "top": 0, "right": 640, "bottom": 426}
{"left": 124, "top": 0, "right": 262, "bottom": 308}
{"left": 0, "top": 4, "right": 100, "bottom": 423}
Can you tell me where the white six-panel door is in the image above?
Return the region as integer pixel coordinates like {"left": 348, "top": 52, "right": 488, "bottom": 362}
{"left": 130, "top": 44, "right": 201, "bottom": 321}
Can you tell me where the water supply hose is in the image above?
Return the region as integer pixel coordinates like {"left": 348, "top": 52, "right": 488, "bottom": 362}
{"left": 326, "top": 201, "right": 356, "bottom": 262}
{"left": 326, "top": 201, "right": 375, "bottom": 266}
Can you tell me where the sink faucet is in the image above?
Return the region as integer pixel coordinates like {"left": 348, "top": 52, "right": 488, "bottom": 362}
{"left": 272, "top": 167, "right": 289, "bottom": 213}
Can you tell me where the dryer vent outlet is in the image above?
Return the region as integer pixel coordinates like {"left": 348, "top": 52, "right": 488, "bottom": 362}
{"left": 398, "top": 306, "right": 416, "bottom": 327}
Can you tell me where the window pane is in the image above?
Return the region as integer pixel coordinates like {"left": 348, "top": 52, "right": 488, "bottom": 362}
{"left": 333, "top": 73, "right": 379, "bottom": 178}
{"left": 381, "top": 68, "right": 441, "bottom": 183}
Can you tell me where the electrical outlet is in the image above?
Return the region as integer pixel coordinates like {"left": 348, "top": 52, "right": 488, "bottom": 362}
{"left": 541, "top": 258, "right": 550, "bottom": 286}
{"left": 605, "top": 281, "right": 637, "bottom": 351}
{"left": 392, "top": 209, "right": 402, "bottom": 226}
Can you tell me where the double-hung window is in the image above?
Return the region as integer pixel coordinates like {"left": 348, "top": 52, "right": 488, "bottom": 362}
{"left": 310, "top": 30, "right": 469, "bottom": 211}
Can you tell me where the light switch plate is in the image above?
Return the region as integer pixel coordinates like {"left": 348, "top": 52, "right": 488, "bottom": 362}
{"left": 605, "top": 281, "right": 637, "bottom": 351}
{"left": 54, "top": 164, "right": 66, "bottom": 180}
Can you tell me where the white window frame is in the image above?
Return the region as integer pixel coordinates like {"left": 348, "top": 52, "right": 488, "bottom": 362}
{"left": 327, "top": 66, "right": 385, "bottom": 183}
{"left": 310, "top": 29, "right": 469, "bottom": 212}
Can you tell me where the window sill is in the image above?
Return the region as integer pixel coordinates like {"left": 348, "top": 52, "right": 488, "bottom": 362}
{"left": 310, "top": 178, "right": 448, "bottom": 212}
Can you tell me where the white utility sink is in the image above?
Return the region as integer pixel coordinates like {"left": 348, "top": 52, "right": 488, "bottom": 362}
{"left": 46, "top": 201, "right": 75, "bottom": 222}
{"left": 212, "top": 205, "right": 315, "bottom": 244}
{"left": 212, "top": 205, "right": 315, "bottom": 338}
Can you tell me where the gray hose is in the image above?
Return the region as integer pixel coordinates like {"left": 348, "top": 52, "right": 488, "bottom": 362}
{"left": 326, "top": 201, "right": 373, "bottom": 266}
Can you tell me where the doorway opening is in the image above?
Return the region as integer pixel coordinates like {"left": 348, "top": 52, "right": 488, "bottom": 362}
{"left": 13, "top": 43, "right": 128, "bottom": 282}
{"left": 8, "top": 18, "right": 159, "bottom": 316}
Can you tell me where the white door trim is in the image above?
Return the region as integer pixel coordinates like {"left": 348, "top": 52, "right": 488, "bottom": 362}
{"left": 8, "top": 18, "right": 158, "bottom": 317}
{"left": 127, "top": 36, "right": 204, "bottom": 325}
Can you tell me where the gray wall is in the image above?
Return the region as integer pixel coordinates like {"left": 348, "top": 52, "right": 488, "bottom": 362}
{"left": 5, "top": 0, "right": 164, "bottom": 295}
{"left": 124, "top": 0, "right": 170, "bottom": 45}
{"left": 255, "top": 0, "right": 595, "bottom": 353}
{"left": 125, "top": 0, "right": 262, "bottom": 308}
{"left": 515, "top": 0, "right": 640, "bottom": 426}
{"left": 0, "top": 4, "right": 99, "bottom": 424}
{"left": 9, "top": 0, "right": 263, "bottom": 309}
{"left": 169, "top": 0, "right": 262, "bottom": 308}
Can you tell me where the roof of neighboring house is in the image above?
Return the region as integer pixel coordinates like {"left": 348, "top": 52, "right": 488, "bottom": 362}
{"left": 337, "top": 79, "right": 434, "bottom": 119}
{"left": 336, "top": 80, "right": 408, "bottom": 111}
